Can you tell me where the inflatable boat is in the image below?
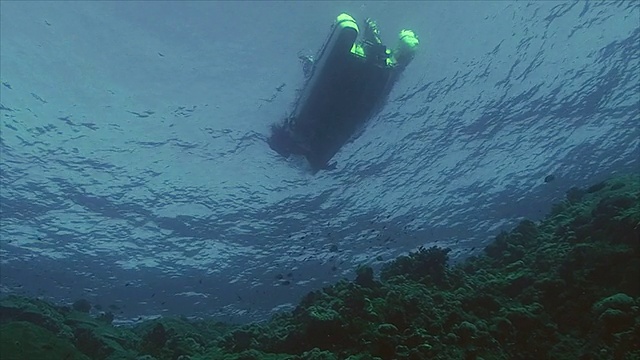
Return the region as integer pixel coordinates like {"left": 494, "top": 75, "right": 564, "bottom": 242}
{"left": 268, "top": 13, "right": 417, "bottom": 172}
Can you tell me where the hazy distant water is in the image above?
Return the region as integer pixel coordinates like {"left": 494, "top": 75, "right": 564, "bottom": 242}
{"left": 1, "top": 1, "right": 638, "bottom": 322}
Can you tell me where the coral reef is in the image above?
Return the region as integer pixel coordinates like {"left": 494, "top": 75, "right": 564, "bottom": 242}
{"left": 0, "top": 174, "right": 638, "bottom": 359}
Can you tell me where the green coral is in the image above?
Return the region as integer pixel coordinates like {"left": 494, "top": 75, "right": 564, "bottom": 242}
{"left": 0, "top": 321, "right": 91, "bottom": 360}
{"left": 0, "top": 174, "right": 638, "bottom": 359}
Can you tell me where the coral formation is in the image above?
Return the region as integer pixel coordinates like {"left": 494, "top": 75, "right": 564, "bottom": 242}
{"left": 0, "top": 174, "right": 638, "bottom": 359}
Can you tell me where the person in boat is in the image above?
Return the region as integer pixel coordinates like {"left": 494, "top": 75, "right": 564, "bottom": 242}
{"left": 268, "top": 13, "right": 419, "bottom": 172}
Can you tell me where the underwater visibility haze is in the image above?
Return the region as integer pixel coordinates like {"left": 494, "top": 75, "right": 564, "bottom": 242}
{"left": 0, "top": 0, "right": 639, "bottom": 327}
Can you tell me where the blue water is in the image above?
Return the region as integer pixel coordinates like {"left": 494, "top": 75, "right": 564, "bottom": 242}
{"left": 1, "top": 1, "right": 638, "bottom": 323}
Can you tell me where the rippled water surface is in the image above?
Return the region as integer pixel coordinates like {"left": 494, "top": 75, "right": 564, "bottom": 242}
{"left": 1, "top": 1, "right": 638, "bottom": 322}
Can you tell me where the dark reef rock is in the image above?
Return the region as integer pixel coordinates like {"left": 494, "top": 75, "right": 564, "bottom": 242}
{"left": 354, "top": 265, "right": 377, "bottom": 288}
{"left": 380, "top": 245, "right": 452, "bottom": 286}
{"left": 72, "top": 299, "right": 92, "bottom": 313}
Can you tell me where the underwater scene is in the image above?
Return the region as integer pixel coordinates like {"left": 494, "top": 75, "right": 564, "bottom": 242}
{"left": 0, "top": 1, "right": 638, "bottom": 359}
